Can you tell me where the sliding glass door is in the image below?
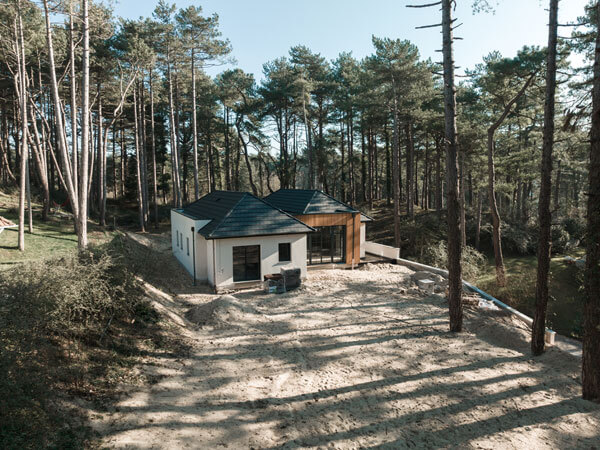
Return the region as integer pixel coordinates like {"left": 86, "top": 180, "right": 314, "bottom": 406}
{"left": 308, "top": 226, "right": 345, "bottom": 264}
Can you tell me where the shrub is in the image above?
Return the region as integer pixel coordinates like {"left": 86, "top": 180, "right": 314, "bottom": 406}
{"left": 551, "top": 225, "right": 572, "bottom": 254}
{"left": 562, "top": 217, "right": 586, "bottom": 242}
{"left": 0, "top": 248, "right": 150, "bottom": 448}
{"left": 421, "top": 240, "right": 486, "bottom": 281}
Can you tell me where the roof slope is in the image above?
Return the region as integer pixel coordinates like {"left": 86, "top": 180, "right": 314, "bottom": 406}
{"left": 181, "top": 191, "right": 314, "bottom": 239}
{"left": 264, "top": 189, "right": 359, "bottom": 215}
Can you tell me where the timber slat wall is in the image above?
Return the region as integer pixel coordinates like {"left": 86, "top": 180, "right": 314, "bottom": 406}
{"left": 294, "top": 213, "right": 361, "bottom": 265}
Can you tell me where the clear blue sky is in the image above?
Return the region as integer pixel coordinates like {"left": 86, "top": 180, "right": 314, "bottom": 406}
{"left": 113, "top": 0, "right": 589, "bottom": 80}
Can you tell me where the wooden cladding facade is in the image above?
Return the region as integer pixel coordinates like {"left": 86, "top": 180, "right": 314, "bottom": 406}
{"left": 294, "top": 212, "right": 361, "bottom": 265}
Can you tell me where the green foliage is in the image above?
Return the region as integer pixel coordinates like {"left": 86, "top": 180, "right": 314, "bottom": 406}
{"left": 421, "top": 240, "right": 486, "bottom": 281}
{"left": 551, "top": 225, "right": 572, "bottom": 254}
{"left": 562, "top": 216, "right": 586, "bottom": 242}
{"left": 0, "top": 246, "right": 153, "bottom": 448}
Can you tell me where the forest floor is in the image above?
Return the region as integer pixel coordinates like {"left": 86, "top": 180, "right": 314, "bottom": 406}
{"left": 0, "top": 191, "right": 114, "bottom": 265}
{"left": 89, "top": 232, "right": 600, "bottom": 449}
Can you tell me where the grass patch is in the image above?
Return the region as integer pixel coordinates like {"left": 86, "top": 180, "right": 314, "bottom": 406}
{"left": 0, "top": 209, "right": 113, "bottom": 267}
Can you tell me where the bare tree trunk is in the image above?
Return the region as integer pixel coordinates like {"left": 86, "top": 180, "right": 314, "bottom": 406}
{"left": 406, "top": 121, "right": 414, "bottom": 219}
{"left": 42, "top": 0, "right": 80, "bottom": 232}
{"left": 149, "top": 70, "right": 159, "bottom": 228}
{"left": 191, "top": 48, "right": 199, "bottom": 200}
{"left": 442, "top": 0, "right": 463, "bottom": 332}
{"left": 487, "top": 73, "right": 536, "bottom": 287}
{"left": 436, "top": 137, "right": 442, "bottom": 218}
{"left": 582, "top": 0, "right": 600, "bottom": 402}
{"left": 16, "top": 7, "right": 28, "bottom": 251}
{"left": 553, "top": 159, "right": 561, "bottom": 212}
{"left": 167, "top": 53, "right": 181, "bottom": 207}
{"left": 133, "top": 87, "right": 145, "bottom": 232}
{"left": 460, "top": 148, "right": 466, "bottom": 247}
{"left": 237, "top": 122, "right": 257, "bottom": 196}
{"left": 475, "top": 190, "right": 483, "bottom": 250}
{"left": 98, "top": 93, "right": 106, "bottom": 227}
{"left": 69, "top": 2, "right": 78, "bottom": 200}
{"left": 139, "top": 81, "right": 149, "bottom": 225}
{"left": 392, "top": 92, "right": 401, "bottom": 251}
{"left": 532, "top": 0, "right": 558, "bottom": 356}
{"left": 78, "top": 0, "right": 90, "bottom": 248}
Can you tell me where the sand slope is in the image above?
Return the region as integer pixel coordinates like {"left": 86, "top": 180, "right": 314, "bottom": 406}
{"left": 92, "top": 261, "right": 600, "bottom": 449}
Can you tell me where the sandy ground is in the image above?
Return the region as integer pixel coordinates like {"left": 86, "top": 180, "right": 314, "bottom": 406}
{"left": 90, "top": 234, "right": 600, "bottom": 449}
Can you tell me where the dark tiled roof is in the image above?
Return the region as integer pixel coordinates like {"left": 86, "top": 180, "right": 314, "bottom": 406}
{"left": 264, "top": 189, "right": 359, "bottom": 215}
{"left": 181, "top": 191, "right": 314, "bottom": 239}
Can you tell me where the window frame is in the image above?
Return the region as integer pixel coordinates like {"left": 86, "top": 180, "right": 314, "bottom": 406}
{"left": 232, "top": 245, "right": 261, "bottom": 283}
{"left": 278, "top": 242, "right": 291, "bottom": 262}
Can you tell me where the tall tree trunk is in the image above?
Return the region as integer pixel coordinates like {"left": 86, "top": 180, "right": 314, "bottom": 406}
{"left": 17, "top": 7, "right": 28, "bottom": 251}
{"left": 406, "top": 121, "right": 414, "bottom": 219}
{"left": 78, "top": 0, "right": 90, "bottom": 249}
{"left": 436, "top": 137, "right": 442, "bottom": 218}
{"left": 442, "top": 0, "right": 463, "bottom": 332}
{"left": 69, "top": 2, "right": 78, "bottom": 200}
{"left": 133, "top": 87, "right": 145, "bottom": 232}
{"left": 532, "top": 0, "right": 558, "bottom": 356}
{"left": 392, "top": 92, "right": 401, "bottom": 251}
{"left": 191, "top": 48, "right": 199, "bottom": 200}
{"left": 487, "top": 72, "right": 537, "bottom": 286}
{"left": 42, "top": 0, "right": 80, "bottom": 234}
{"left": 167, "top": 54, "right": 181, "bottom": 207}
{"left": 582, "top": 0, "right": 600, "bottom": 402}
{"left": 553, "top": 159, "right": 561, "bottom": 212}
{"left": 224, "top": 106, "right": 231, "bottom": 190}
{"left": 149, "top": 71, "right": 159, "bottom": 228}
{"left": 475, "top": 190, "right": 483, "bottom": 250}
{"left": 460, "top": 148, "right": 466, "bottom": 247}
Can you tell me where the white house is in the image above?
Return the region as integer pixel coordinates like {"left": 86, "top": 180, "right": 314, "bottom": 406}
{"left": 171, "top": 191, "right": 314, "bottom": 291}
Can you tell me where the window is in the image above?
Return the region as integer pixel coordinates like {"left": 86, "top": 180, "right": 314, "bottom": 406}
{"left": 186, "top": 237, "right": 190, "bottom": 256}
{"left": 232, "top": 245, "right": 261, "bottom": 282}
{"left": 308, "top": 226, "right": 345, "bottom": 264}
{"left": 279, "top": 243, "right": 291, "bottom": 262}
{"left": 180, "top": 232, "right": 184, "bottom": 249}
{"left": 176, "top": 231, "right": 179, "bottom": 248}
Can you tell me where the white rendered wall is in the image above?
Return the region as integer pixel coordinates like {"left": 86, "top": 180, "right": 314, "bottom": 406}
{"left": 211, "top": 234, "right": 307, "bottom": 289}
{"left": 360, "top": 224, "right": 366, "bottom": 258}
{"left": 171, "top": 210, "right": 210, "bottom": 281}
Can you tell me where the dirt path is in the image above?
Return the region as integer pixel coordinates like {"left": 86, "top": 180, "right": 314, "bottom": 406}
{"left": 92, "top": 258, "right": 600, "bottom": 449}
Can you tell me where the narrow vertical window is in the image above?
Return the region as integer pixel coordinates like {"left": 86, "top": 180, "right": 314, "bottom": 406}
{"left": 187, "top": 237, "right": 190, "bottom": 256}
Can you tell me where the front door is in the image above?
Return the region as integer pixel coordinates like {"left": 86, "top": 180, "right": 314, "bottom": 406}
{"left": 232, "top": 245, "right": 261, "bottom": 282}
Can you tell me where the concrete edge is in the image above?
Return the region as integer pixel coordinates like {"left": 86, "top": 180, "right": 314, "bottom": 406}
{"left": 395, "top": 257, "right": 557, "bottom": 346}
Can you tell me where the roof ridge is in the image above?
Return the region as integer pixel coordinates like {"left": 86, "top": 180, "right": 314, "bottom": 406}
{"left": 303, "top": 190, "right": 319, "bottom": 215}
{"left": 253, "top": 193, "right": 316, "bottom": 232}
{"left": 316, "top": 189, "right": 359, "bottom": 213}
{"left": 205, "top": 192, "right": 247, "bottom": 238}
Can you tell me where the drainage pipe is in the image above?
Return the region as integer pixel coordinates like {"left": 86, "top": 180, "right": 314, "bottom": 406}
{"left": 395, "top": 257, "right": 556, "bottom": 345}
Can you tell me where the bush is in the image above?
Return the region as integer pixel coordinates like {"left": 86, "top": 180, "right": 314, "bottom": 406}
{"left": 0, "top": 248, "right": 150, "bottom": 448}
{"left": 421, "top": 240, "right": 486, "bottom": 281}
{"left": 562, "top": 217, "right": 586, "bottom": 242}
{"left": 551, "top": 225, "right": 572, "bottom": 254}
